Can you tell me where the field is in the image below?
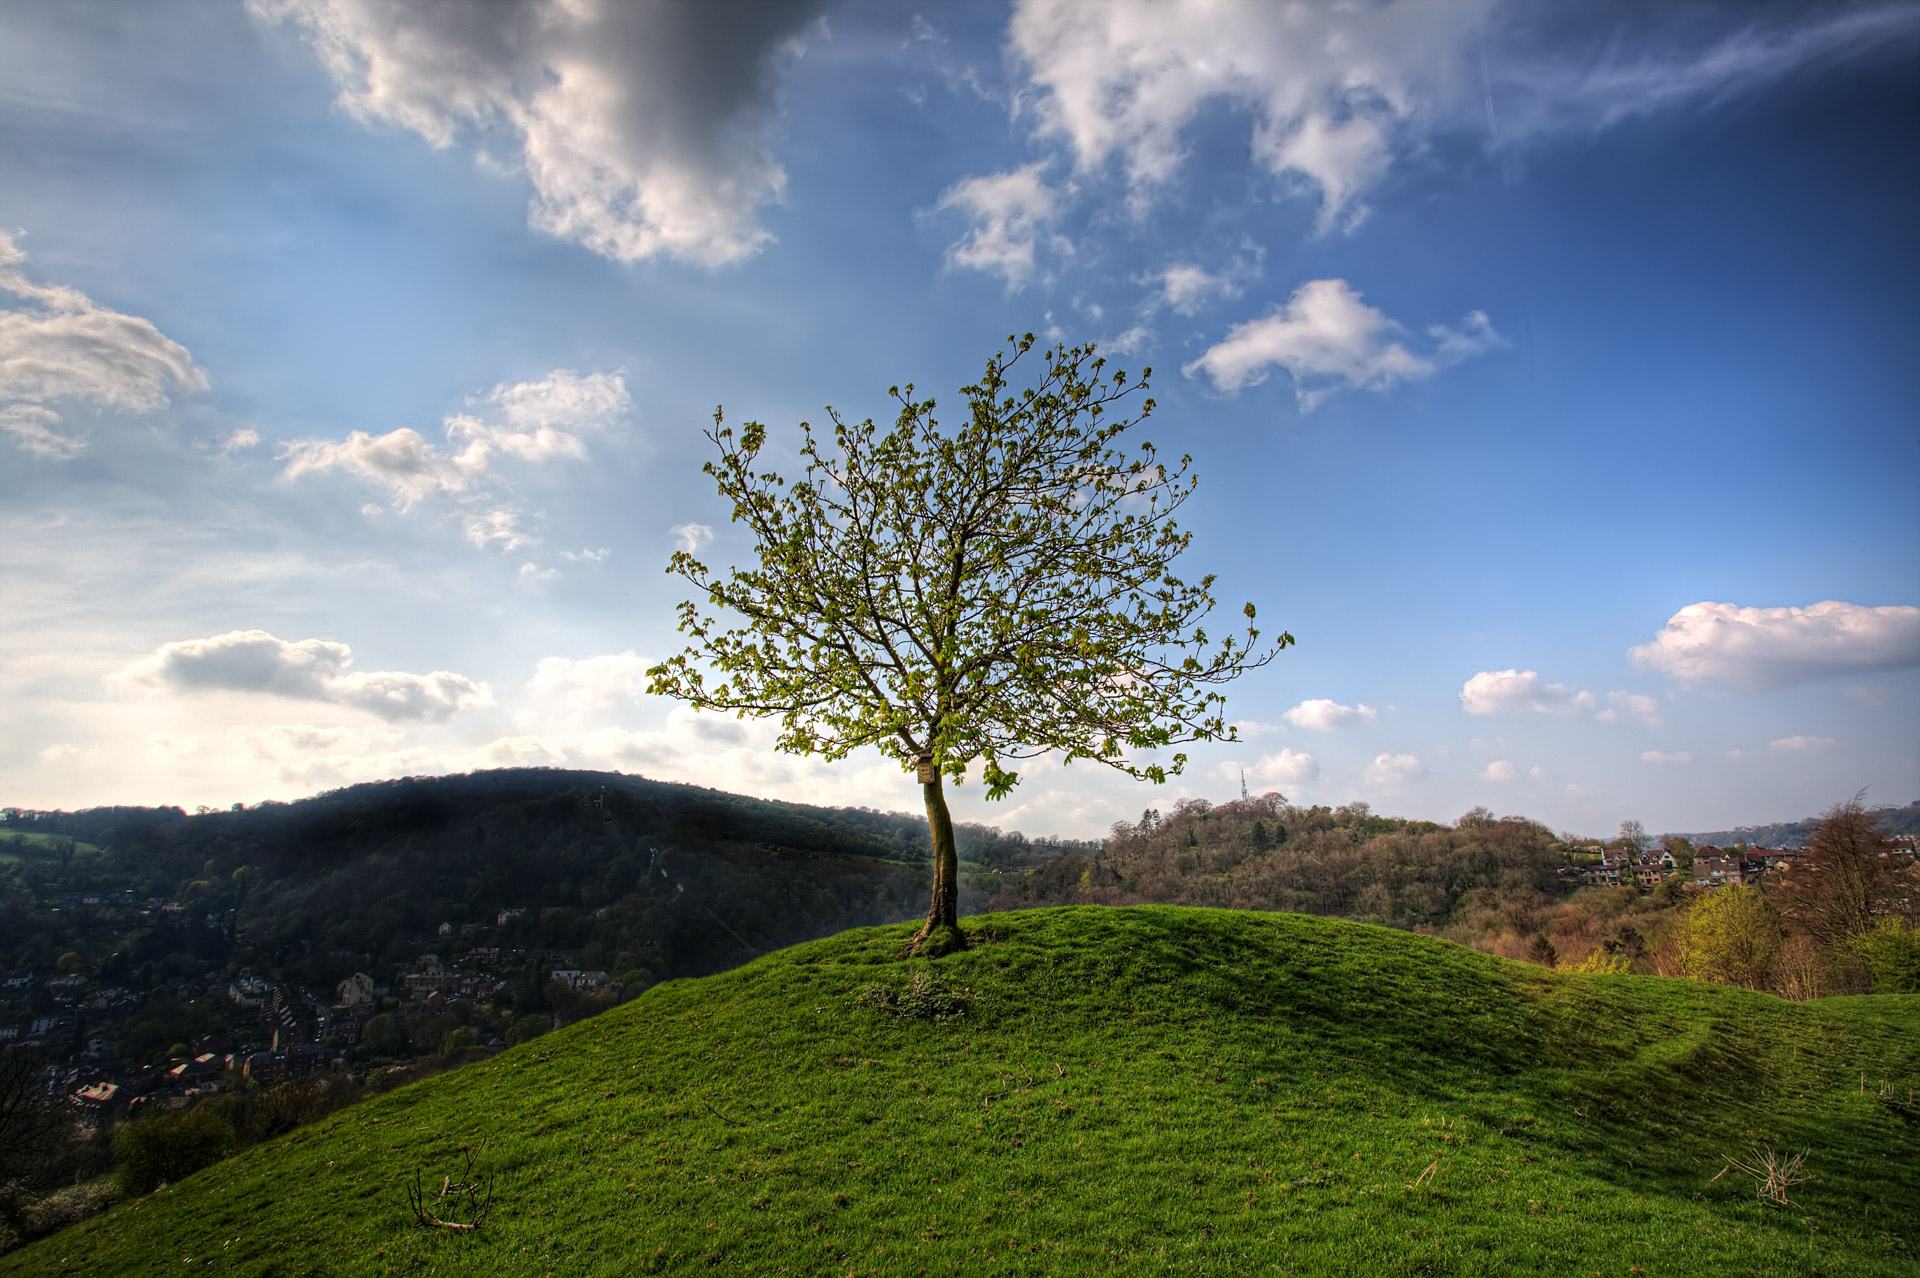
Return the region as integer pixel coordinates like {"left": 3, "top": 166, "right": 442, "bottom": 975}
{"left": 12, "top": 906, "right": 1917, "bottom": 1276}
{"left": 0, "top": 832, "right": 103, "bottom": 866}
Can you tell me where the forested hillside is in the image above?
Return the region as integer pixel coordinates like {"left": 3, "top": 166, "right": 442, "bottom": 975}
{"left": 992, "top": 794, "right": 1567, "bottom": 932}
{"left": 2, "top": 769, "right": 1087, "bottom": 999}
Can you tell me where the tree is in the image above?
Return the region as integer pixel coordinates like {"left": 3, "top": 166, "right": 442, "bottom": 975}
{"left": 114, "top": 1106, "right": 233, "bottom": 1196}
{"left": 1675, "top": 884, "right": 1782, "bottom": 990}
{"left": 1617, "top": 820, "right": 1651, "bottom": 855}
{"left": 0, "top": 1047, "right": 69, "bottom": 1239}
{"left": 1775, "top": 794, "right": 1914, "bottom": 945}
{"left": 650, "top": 336, "right": 1288, "bottom": 954}
{"left": 1662, "top": 835, "right": 1695, "bottom": 870}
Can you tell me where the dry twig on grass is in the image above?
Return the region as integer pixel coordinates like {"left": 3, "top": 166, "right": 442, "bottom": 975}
{"left": 404, "top": 1144, "right": 496, "bottom": 1231}
{"left": 1708, "top": 1146, "right": 1813, "bottom": 1206}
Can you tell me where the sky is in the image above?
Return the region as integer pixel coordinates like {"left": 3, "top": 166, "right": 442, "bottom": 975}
{"left": 2, "top": 0, "right": 1916, "bottom": 841}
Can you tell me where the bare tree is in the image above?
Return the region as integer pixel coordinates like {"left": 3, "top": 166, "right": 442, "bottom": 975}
{"left": 1776, "top": 793, "right": 1912, "bottom": 945}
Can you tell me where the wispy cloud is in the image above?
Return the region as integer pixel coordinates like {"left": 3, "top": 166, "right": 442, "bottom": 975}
{"left": 281, "top": 369, "right": 629, "bottom": 547}
{"left": 934, "top": 163, "right": 1069, "bottom": 288}
{"left": 1183, "top": 279, "right": 1500, "bottom": 407}
{"left": 0, "top": 231, "right": 205, "bottom": 458}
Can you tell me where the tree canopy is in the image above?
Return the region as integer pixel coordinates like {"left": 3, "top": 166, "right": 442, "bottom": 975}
{"left": 649, "top": 335, "right": 1288, "bottom": 950}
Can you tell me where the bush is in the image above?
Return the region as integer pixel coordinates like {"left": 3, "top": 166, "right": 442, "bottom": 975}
{"left": 115, "top": 1107, "right": 234, "bottom": 1196}
{"left": 440, "top": 1026, "right": 481, "bottom": 1056}
{"left": 506, "top": 1013, "right": 551, "bottom": 1045}
{"left": 1846, "top": 921, "right": 1920, "bottom": 994}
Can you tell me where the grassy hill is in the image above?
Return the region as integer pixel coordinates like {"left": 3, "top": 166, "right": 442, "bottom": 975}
{"left": 13, "top": 907, "right": 1917, "bottom": 1276}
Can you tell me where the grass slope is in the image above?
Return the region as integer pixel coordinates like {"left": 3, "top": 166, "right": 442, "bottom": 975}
{"left": 14, "top": 907, "right": 1918, "bottom": 1277}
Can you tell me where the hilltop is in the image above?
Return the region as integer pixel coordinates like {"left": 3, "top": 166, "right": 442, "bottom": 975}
{"left": 1678, "top": 800, "right": 1920, "bottom": 850}
{"left": 12, "top": 906, "right": 1916, "bottom": 1276}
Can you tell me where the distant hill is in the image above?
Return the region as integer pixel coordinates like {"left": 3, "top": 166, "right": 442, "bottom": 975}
{"left": 13, "top": 907, "right": 1916, "bottom": 1275}
{"left": 1675, "top": 799, "right": 1920, "bottom": 848}
{"left": 1, "top": 768, "right": 1090, "bottom": 997}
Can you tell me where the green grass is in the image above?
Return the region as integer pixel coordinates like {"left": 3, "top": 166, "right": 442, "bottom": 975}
{"left": 13, "top": 907, "right": 1918, "bottom": 1276}
{"left": 0, "top": 832, "right": 104, "bottom": 864}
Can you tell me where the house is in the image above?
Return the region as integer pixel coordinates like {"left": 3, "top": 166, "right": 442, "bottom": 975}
{"left": 550, "top": 970, "right": 612, "bottom": 992}
{"left": 333, "top": 972, "right": 376, "bottom": 1013}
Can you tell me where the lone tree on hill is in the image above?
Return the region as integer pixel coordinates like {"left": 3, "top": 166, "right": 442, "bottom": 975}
{"left": 649, "top": 335, "right": 1288, "bottom": 955}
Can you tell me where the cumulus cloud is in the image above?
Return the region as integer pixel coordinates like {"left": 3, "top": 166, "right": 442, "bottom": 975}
{"left": 120, "top": 629, "right": 492, "bottom": 722}
{"left": 254, "top": 0, "right": 826, "bottom": 266}
{"left": 1365, "top": 751, "right": 1428, "bottom": 788}
{"left": 1769, "top": 735, "right": 1836, "bottom": 756}
{"left": 935, "top": 163, "right": 1068, "bottom": 287}
{"left": 1628, "top": 600, "right": 1920, "bottom": 689}
{"left": 0, "top": 231, "right": 206, "bottom": 458}
{"left": 281, "top": 369, "right": 628, "bottom": 543}
{"left": 1007, "top": 0, "right": 1488, "bottom": 232}
{"left": 1246, "top": 748, "right": 1318, "bottom": 787}
{"left": 526, "top": 650, "right": 653, "bottom": 712}
{"left": 1459, "top": 668, "right": 1594, "bottom": 717}
{"left": 1182, "top": 279, "right": 1500, "bottom": 407}
{"left": 1640, "top": 750, "right": 1691, "bottom": 766}
{"left": 1481, "top": 759, "right": 1516, "bottom": 782}
{"left": 1281, "top": 698, "right": 1378, "bottom": 731}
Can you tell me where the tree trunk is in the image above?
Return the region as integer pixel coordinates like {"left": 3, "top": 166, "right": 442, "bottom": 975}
{"left": 910, "top": 774, "right": 965, "bottom": 955}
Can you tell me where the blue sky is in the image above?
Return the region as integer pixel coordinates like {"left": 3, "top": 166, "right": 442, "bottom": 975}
{"left": 2, "top": 0, "right": 1916, "bottom": 839}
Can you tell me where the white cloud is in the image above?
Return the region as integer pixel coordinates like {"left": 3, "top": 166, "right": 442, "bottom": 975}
{"left": 670, "top": 522, "right": 714, "bottom": 554}
{"left": 1245, "top": 747, "right": 1318, "bottom": 787}
{"left": 1481, "top": 759, "right": 1516, "bottom": 783}
{"left": 997, "top": 0, "right": 1919, "bottom": 240}
{"left": 282, "top": 369, "right": 628, "bottom": 532}
{"left": 526, "top": 651, "right": 653, "bottom": 712}
{"left": 1639, "top": 750, "right": 1691, "bottom": 766}
{"left": 120, "top": 629, "right": 492, "bottom": 723}
{"left": 1281, "top": 697, "right": 1378, "bottom": 731}
{"left": 1365, "top": 751, "right": 1428, "bottom": 788}
{"left": 254, "top": 0, "right": 825, "bottom": 266}
{"left": 1154, "top": 262, "right": 1245, "bottom": 316}
{"left": 1629, "top": 600, "right": 1920, "bottom": 688}
{"left": 0, "top": 231, "right": 206, "bottom": 458}
{"left": 935, "top": 163, "right": 1068, "bottom": 287}
{"left": 1183, "top": 279, "right": 1499, "bottom": 407}
{"left": 1006, "top": 0, "right": 1488, "bottom": 232}
{"left": 1459, "top": 669, "right": 1594, "bottom": 717}
{"left": 1596, "top": 690, "right": 1662, "bottom": 726}
{"left": 1768, "top": 735, "right": 1836, "bottom": 756}
{"left": 1498, "top": 5, "right": 1920, "bottom": 141}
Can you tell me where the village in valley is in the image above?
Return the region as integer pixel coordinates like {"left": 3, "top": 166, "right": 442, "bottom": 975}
{"left": 1, "top": 871, "right": 617, "bottom": 1136}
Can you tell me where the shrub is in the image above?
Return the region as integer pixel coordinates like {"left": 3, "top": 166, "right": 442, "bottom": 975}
{"left": 506, "top": 1013, "right": 551, "bottom": 1045}
{"left": 1675, "top": 885, "right": 1782, "bottom": 990}
{"left": 115, "top": 1107, "right": 234, "bottom": 1196}
{"left": 1845, "top": 921, "right": 1920, "bottom": 994}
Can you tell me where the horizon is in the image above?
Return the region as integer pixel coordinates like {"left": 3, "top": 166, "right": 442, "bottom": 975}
{"left": 8, "top": 764, "right": 1913, "bottom": 847}
{"left": 3, "top": 0, "right": 1917, "bottom": 839}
